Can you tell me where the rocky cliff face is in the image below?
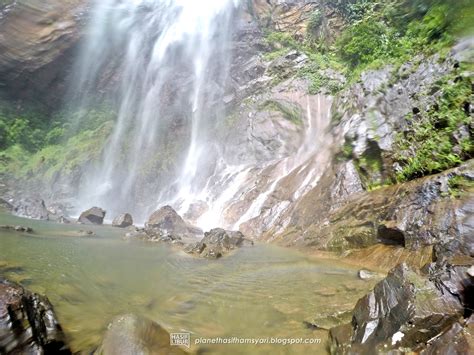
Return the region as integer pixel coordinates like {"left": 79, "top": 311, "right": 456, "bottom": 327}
{"left": 0, "top": 0, "right": 86, "bottom": 108}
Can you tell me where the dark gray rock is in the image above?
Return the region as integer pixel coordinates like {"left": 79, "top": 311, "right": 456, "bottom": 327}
{"left": 146, "top": 206, "right": 188, "bottom": 233}
{"left": 112, "top": 213, "right": 134, "bottom": 228}
{"left": 329, "top": 263, "right": 466, "bottom": 354}
{"left": 422, "top": 320, "right": 473, "bottom": 355}
{"left": 78, "top": 207, "right": 106, "bottom": 225}
{"left": 146, "top": 206, "right": 201, "bottom": 237}
{"left": 13, "top": 198, "right": 49, "bottom": 220}
{"left": 0, "top": 278, "right": 71, "bottom": 354}
{"left": 185, "top": 228, "right": 253, "bottom": 259}
{"left": 58, "top": 216, "right": 71, "bottom": 224}
{"left": 96, "top": 314, "right": 187, "bottom": 354}
{"left": 0, "top": 198, "right": 13, "bottom": 212}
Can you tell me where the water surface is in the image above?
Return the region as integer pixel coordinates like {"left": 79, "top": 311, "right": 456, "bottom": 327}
{"left": 0, "top": 214, "right": 377, "bottom": 354}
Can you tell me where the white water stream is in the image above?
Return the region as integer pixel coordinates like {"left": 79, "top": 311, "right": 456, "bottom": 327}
{"left": 71, "top": 0, "right": 333, "bottom": 234}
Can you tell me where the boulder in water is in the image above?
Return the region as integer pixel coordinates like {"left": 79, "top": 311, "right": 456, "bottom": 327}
{"left": 146, "top": 206, "right": 187, "bottom": 233}
{"left": 58, "top": 216, "right": 71, "bottom": 224}
{"left": 112, "top": 213, "right": 134, "bottom": 228}
{"left": 146, "top": 206, "right": 201, "bottom": 237}
{"left": 96, "top": 314, "right": 187, "bottom": 354}
{"left": 78, "top": 207, "right": 106, "bottom": 225}
{"left": 185, "top": 228, "right": 253, "bottom": 259}
{"left": 0, "top": 278, "right": 71, "bottom": 354}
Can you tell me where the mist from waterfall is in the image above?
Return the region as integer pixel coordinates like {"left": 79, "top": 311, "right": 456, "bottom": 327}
{"left": 70, "top": 0, "right": 334, "bottom": 233}
{"left": 71, "top": 0, "right": 240, "bottom": 221}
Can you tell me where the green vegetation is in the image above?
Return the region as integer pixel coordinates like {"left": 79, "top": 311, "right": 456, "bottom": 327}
{"left": 264, "top": 0, "right": 474, "bottom": 93}
{"left": 0, "top": 101, "right": 116, "bottom": 181}
{"left": 262, "top": 0, "right": 474, "bottom": 186}
{"left": 261, "top": 100, "right": 303, "bottom": 124}
{"left": 0, "top": 101, "right": 53, "bottom": 152}
{"left": 353, "top": 141, "right": 388, "bottom": 190}
{"left": 448, "top": 174, "right": 474, "bottom": 198}
{"left": 394, "top": 74, "right": 473, "bottom": 182}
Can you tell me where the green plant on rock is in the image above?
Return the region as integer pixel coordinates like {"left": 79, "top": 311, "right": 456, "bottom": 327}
{"left": 337, "top": 19, "right": 398, "bottom": 69}
{"left": 351, "top": 140, "right": 389, "bottom": 190}
{"left": 448, "top": 174, "right": 474, "bottom": 198}
{"left": 394, "top": 75, "right": 473, "bottom": 182}
{"left": 308, "top": 10, "right": 323, "bottom": 34}
{"left": 261, "top": 100, "right": 303, "bottom": 124}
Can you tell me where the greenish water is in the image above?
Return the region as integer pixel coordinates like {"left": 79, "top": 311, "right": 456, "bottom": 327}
{"left": 0, "top": 214, "right": 377, "bottom": 354}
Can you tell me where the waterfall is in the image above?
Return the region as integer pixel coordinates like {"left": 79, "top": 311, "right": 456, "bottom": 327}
{"left": 71, "top": 0, "right": 240, "bottom": 222}
{"left": 70, "top": 0, "right": 334, "bottom": 234}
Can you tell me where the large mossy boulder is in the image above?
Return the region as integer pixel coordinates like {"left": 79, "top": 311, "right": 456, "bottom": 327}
{"left": 96, "top": 314, "right": 187, "bottom": 355}
{"left": 328, "top": 263, "right": 468, "bottom": 354}
{"left": 78, "top": 207, "right": 106, "bottom": 225}
{"left": 0, "top": 278, "right": 71, "bottom": 354}
{"left": 185, "top": 228, "right": 253, "bottom": 259}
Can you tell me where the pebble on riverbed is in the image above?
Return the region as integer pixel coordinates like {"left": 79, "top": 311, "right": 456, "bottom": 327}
{"left": 357, "top": 269, "right": 377, "bottom": 280}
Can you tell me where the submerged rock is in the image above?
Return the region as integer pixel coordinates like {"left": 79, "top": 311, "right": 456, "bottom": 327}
{"left": 78, "top": 207, "right": 106, "bottom": 225}
{"left": 0, "top": 278, "right": 71, "bottom": 354}
{"left": 328, "top": 263, "right": 467, "bottom": 353}
{"left": 123, "top": 226, "right": 184, "bottom": 246}
{"left": 96, "top": 314, "right": 187, "bottom": 354}
{"left": 185, "top": 228, "right": 253, "bottom": 259}
{"left": 0, "top": 225, "right": 33, "bottom": 233}
{"left": 112, "top": 213, "right": 134, "bottom": 228}
{"left": 77, "top": 229, "right": 95, "bottom": 237}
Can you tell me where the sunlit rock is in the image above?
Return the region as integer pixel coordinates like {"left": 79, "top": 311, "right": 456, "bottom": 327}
{"left": 112, "top": 213, "right": 134, "bottom": 228}
{"left": 357, "top": 269, "right": 377, "bottom": 280}
{"left": 78, "top": 207, "right": 106, "bottom": 225}
{"left": 97, "top": 314, "right": 187, "bottom": 355}
{"left": 0, "top": 278, "right": 71, "bottom": 354}
{"left": 329, "top": 263, "right": 466, "bottom": 353}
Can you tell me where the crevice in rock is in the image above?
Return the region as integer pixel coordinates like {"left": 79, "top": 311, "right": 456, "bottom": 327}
{"left": 377, "top": 224, "right": 405, "bottom": 247}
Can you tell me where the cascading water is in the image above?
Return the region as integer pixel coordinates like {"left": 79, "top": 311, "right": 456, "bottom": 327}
{"left": 70, "top": 0, "right": 334, "bottom": 234}
{"left": 71, "top": 0, "right": 240, "bottom": 222}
